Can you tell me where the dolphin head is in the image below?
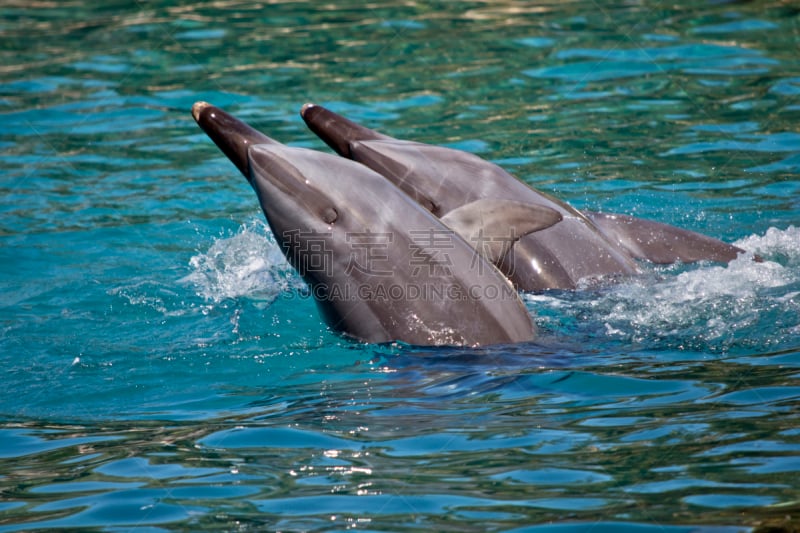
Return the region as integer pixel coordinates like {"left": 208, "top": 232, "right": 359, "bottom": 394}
{"left": 192, "top": 102, "right": 401, "bottom": 279}
{"left": 300, "top": 103, "right": 521, "bottom": 216}
{"left": 193, "top": 102, "right": 333, "bottom": 250}
{"left": 300, "top": 103, "right": 391, "bottom": 158}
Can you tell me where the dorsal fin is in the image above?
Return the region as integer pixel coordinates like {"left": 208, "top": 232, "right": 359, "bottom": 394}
{"left": 442, "top": 199, "right": 562, "bottom": 263}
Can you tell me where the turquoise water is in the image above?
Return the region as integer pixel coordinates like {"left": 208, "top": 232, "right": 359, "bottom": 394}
{"left": 1, "top": 0, "right": 799, "bottom": 530}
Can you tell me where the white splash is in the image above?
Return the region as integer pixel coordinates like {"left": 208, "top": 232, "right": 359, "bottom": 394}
{"left": 528, "top": 226, "right": 800, "bottom": 350}
{"left": 736, "top": 225, "right": 800, "bottom": 266}
{"left": 181, "top": 219, "right": 305, "bottom": 303}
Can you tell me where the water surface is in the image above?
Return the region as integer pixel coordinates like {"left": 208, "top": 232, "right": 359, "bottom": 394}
{"left": 1, "top": 1, "right": 799, "bottom": 531}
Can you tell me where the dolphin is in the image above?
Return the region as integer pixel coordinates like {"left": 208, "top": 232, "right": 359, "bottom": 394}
{"left": 191, "top": 102, "right": 541, "bottom": 347}
{"left": 300, "top": 104, "right": 749, "bottom": 292}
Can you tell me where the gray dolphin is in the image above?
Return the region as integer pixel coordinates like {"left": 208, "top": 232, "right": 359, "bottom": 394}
{"left": 300, "top": 104, "right": 749, "bottom": 292}
{"left": 191, "top": 102, "right": 539, "bottom": 347}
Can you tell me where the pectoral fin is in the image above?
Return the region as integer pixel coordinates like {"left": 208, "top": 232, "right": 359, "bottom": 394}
{"left": 584, "top": 211, "right": 749, "bottom": 264}
{"left": 442, "top": 199, "right": 562, "bottom": 263}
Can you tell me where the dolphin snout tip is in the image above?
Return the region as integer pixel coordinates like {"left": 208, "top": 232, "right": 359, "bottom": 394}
{"left": 300, "top": 102, "right": 316, "bottom": 118}
{"left": 192, "top": 101, "right": 212, "bottom": 122}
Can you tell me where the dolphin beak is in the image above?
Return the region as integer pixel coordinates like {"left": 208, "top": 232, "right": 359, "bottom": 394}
{"left": 300, "top": 103, "right": 389, "bottom": 158}
{"left": 192, "top": 101, "right": 275, "bottom": 179}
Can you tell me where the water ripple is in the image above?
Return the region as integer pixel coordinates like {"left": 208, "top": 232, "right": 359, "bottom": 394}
{"left": 1, "top": 0, "right": 799, "bottom": 531}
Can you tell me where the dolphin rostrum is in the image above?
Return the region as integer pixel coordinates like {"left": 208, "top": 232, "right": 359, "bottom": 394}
{"left": 192, "top": 102, "right": 541, "bottom": 347}
{"left": 300, "top": 104, "right": 749, "bottom": 292}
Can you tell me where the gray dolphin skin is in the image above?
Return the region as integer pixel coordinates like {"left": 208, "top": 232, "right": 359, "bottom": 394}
{"left": 300, "top": 104, "right": 748, "bottom": 291}
{"left": 191, "top": 102, "right": 537, "bottom": 347}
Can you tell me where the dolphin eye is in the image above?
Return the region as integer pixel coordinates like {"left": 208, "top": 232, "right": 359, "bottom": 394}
{"left": 322, "top": 206, "right": 338, "bottom": 224}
